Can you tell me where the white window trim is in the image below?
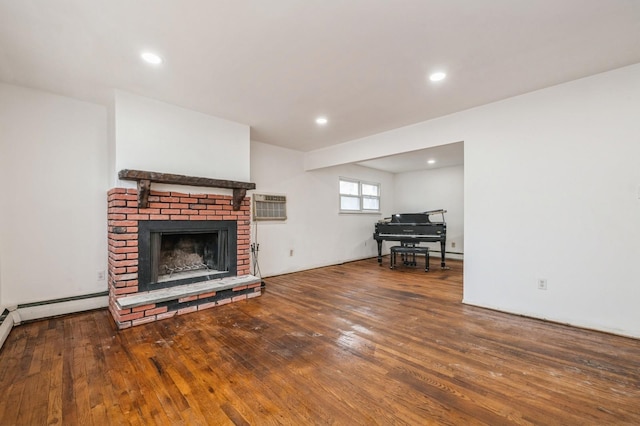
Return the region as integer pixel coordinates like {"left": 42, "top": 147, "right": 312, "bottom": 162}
{"left": 339, "top": 177, "right": 381, "bottom": 214}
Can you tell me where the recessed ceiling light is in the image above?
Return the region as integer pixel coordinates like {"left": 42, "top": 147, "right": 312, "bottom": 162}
{"left": 427, "top": 159, "right": 436, "bottom": 164}
{"left": 429, "top": 72, "right": 446, "bottom": 82}
{"left": 141, "top": 51, "right": 163, "bottom": 65}
{"left": 315, "top": 117, "right": 328, "bottom": 125}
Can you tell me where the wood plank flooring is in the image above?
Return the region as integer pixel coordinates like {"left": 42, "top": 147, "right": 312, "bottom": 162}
{"left": 1, "top": 257, "right": 639, "bottom": 425}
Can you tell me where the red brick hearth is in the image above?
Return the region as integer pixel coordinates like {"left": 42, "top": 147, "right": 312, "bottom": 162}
{"left": 107, "top": 188, "right": 260, "bottom": 329}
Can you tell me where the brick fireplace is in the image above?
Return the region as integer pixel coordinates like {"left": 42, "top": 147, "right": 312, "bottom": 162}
{"left": 107, "top": 187, "right": 260, "bottom": 329}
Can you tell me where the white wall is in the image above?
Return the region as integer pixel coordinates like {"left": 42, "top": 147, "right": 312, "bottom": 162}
{"left": 394, "top": 165, "right": 464, "bottom": 256}
{"left": 0, "top": 83, "right": 109, "bottom": 305}
{"left": 304, "top": 63, "right": 640, "bottom": 338}
{"left": 250, "top": 141, "right": 394, "bottom": 277}
{"left": 462, "top": 64, "right": 640, "bottom": 338}
{"left": 114, "top": 91, "right": 250, "bottom": 186}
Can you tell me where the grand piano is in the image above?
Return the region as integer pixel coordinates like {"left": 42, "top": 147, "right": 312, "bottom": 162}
{"left": 373, "top": 209, "right": 447, "bottom": 268}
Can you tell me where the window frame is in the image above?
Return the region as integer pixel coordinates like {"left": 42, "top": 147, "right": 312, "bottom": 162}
{"left": 339, "top": 177, "right": 381, "bottom": 214}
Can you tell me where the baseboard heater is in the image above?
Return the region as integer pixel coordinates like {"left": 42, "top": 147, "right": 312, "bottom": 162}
{"left": 14, "top": 291, "right": 108, "bottom": 324}
{"left": 0, "top": 308, "right": 14, "bottom": 354}
{"left": 0, "top": 292, "right": 108, "bottom": 352}
{"left": 0, "top": 309, "right": 8, "bottom": 327}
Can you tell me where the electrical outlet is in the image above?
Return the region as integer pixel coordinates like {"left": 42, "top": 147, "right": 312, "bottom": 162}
{"left": 97, "top": 270, "right": 106, "bottom": 281}
{"left": 289, "top": 249, "right": 294, "bottom": 257}
{"left": 537, "top": 279, "right": 547, "bottom": 290}
{"left": 451, "top": 241, "right": 456, "bottom": 248}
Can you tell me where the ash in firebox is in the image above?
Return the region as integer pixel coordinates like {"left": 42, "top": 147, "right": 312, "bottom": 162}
{"left": 161, "top": 250, "right": 204, "bottom": 272}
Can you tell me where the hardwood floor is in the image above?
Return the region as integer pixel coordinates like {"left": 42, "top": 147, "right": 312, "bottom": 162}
{"left": 1, "top": 257, "right": 639, "bottom": 425}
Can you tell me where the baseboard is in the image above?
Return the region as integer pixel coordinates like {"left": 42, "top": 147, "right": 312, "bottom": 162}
{"left": 436, "top": 250, "right": 464, "bottom": 261}
{"left": 462, "top": 299, "right": 640, "bottom": 340}
{"left": 261, "top": 253, "right": 464, "bottom": 279}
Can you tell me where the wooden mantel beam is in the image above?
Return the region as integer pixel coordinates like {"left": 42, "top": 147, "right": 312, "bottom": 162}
{"left": 118, "top": 169, "right": 256, "bottom": 210}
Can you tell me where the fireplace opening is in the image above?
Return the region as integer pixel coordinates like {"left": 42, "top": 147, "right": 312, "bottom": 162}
{"left": 155, "top": 232, "right": 227, "bottom": 282}
{"left": 138, "top": 220, "right": 237, "bottom": 291}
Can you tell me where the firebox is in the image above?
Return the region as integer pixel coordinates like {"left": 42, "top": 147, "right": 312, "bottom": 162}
{"left": 138, "top": 220, "right": 237, "bottom": 292}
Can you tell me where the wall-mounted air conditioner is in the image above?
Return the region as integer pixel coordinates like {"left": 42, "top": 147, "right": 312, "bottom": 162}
{"left": 253, "top": 194, "right": 287, "bottom": 221}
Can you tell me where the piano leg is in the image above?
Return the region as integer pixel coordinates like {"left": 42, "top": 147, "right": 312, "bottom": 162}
{"left": 377, "top": 240, "right": 383, "bottom": 265}
{"left": 440, "top": 239, "right": 447, "bottom": 269}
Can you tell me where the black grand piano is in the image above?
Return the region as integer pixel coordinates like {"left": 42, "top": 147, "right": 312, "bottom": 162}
{"left": 373, "top": 209, "right": 447, "bottom": 269}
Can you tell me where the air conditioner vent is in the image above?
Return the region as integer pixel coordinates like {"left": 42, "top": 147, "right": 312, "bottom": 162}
{"left": 253, "top": 194, "right": 287, "bottom": 221}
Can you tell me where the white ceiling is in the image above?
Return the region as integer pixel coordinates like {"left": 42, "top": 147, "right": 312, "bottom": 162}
{"left": 1, "top": 1, "right": 639, "bottom": 163}
{"left": 357, "top": 142, "right": 464, "bottom": 173}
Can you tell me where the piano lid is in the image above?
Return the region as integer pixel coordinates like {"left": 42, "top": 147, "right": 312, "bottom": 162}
{"left": 384, "top": 209, "right": 447, "bottom": 224}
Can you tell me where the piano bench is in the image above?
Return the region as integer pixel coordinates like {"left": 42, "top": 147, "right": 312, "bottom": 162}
{"left": 390, "top": 246, "right": 429, "bottom": 272}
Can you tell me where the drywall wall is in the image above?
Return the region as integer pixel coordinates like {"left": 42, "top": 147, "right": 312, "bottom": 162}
{"left": 394, "top": 165, "right": 464, "bottom": 257}
{"left": 461, "top": 64, "right": 640, "bottom": 337}
{"left": 114, "top": 91, "right": 250, "bottom": 186}
{"left": 0, "top": 83, "right": 109, "bottom": 305}
{"left": 304, "top": 63, "right": 640, "bottom": 338}
{"left": 250, "top": 141, "right": 394, "bottom": 277}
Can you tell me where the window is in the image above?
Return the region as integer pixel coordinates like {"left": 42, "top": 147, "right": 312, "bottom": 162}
{"left": 339, "top": 178, "right": 380, "bottom": 213}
